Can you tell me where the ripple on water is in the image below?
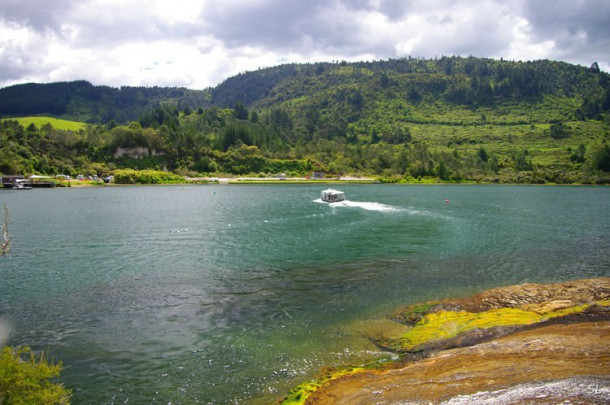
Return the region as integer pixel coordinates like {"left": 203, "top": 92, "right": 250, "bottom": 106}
{"left": 0, "top": 185, "right": 608, "bottom": 404}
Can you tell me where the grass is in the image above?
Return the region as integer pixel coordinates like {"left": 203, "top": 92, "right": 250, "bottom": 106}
{"left": 2, "top": 116, "right": 88, "bottom": 131}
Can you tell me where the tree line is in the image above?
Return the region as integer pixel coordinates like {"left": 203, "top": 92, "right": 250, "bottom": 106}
{"left": 2, "top": 100, "right": 609, "bottom": 184}
{"left": 0, "top": 81, "right": 210, "bottom": 124}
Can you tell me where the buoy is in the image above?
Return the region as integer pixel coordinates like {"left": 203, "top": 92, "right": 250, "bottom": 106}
{"left": 445, "top": 199, "right": 450, "bottom": 204}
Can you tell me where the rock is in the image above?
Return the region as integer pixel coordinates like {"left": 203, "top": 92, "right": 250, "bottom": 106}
{"left": 283, "top": 278, "right": 610, "bottom": 405}
{"left": 522, "top": 299, "right": 576, "bottom": 314}
{"left": 306, "top": 321, "right": 610, "bottom": 404}
{"left": 393, "top": 278, "right": 610, "bottom": 317}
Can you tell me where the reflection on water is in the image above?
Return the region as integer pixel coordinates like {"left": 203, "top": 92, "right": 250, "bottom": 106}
{"left": 0, "top": 184, "right": 608, "bottom": 403}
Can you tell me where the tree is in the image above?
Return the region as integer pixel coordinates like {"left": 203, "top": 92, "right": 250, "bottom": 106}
{"left": 581, "top": 96, "right": 601, "bottom": 120}
{"left": 488, "top": 155, "right": 500, "bottom": 173}
{"left": 436, "top": 160, "right": 450, "bottom": 180}
{"left": 393, "top": 149, "right": 410, "bottom": 174}
{"left": 370, "top": 129, "right": 380, "bottom": 144}
{"left": 594, "top": 142, "right": 610, "bottom": 172}
{"left": 379, "top": 72, "right": 390, "bottom": 88}
{"left": 233, "top": 102, "right": 249, "bottom": 120}
{"left": 347, "top": 90, "right": 364, "bottom": 109}
{"left": 139, "top": 105, "right": 179, "bottom": 130}
{"left": 385, "top": 128, "right": 412, "bottom": 144}
{"left": 0, "top": 346, "right": 71, "bottom": 404}
{"left": 590, "top": 62, "right": 600, "bottom": 73}
{"left": 477, "top": 146, "right": 489, "bottom": 162}
{"left": 569, "top": 144, "right": 586, "bottom": 163}
{"left": 249, "top": 110, "right": 259, "bottom": 123}
{"left": 514, "top": 150, "right": 532, "bottom": 171}
{"left": 407, "top": 88, "right": 422, "bottom": 103}
{"left": 549, "top": 122, "right": 567, "bottom": 139}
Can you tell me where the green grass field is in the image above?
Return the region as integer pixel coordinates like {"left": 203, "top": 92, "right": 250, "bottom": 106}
{"left": 2, "top": 116, "right": 88, "bottom": 131}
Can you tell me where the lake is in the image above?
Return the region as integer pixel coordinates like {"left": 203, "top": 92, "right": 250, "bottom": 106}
{"left": 0, "top": 184, "right": 608, "bottom": 404}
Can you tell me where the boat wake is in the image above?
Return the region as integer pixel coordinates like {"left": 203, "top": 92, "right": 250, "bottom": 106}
{"left": 314, "top": 199, "right": 399, "bottom": 212}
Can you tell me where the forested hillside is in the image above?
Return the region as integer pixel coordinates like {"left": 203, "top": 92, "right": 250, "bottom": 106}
{"left": 0, "top": 81, "right": 210, "bottom": 123}
{"left": 1, "top": 56, "right": 610, "bottom": 183}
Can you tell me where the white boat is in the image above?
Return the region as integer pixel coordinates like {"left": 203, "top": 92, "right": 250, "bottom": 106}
{"left": 12, "top": 179, "right": 32, "bottom": 190}
{"left": 321, "top": 189, "right": 345, "bottom": 203}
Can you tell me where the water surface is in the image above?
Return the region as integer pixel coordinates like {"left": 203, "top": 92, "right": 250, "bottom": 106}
{"left": 0, "top": 184, "right": 608, "bottom": 403}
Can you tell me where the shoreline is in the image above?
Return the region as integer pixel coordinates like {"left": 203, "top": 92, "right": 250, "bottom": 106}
{"left": 11, "top": 176, "right": 610, "bottom": 188}
{"left": 280, "top": 278, "right": 610, "bottom": 405}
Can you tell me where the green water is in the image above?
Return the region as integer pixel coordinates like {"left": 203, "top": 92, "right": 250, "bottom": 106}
{"left": 0, "top": 184, "right": 608, "bottom": 403}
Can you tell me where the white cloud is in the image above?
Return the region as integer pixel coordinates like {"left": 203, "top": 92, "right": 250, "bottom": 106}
{"left": 0, "top": 0, "right": 608, "bottom": 89}
{"left": 505, "top": 17, "right": 557, "bottom": 62}
{"left": 0, "top": 20, "right": 47, "bottom": 82}
{"left": 152, "top": 1, "right": 204, "bottom": 25}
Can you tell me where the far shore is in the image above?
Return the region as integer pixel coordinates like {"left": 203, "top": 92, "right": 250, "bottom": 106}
{"left": 8, "top": 175, "right": 609, "bottom": 188}
{"left": 51, "top": 176, "right": 379, "bottom": 187}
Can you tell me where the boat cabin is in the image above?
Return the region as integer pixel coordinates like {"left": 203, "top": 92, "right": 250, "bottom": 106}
{"left": 321, "top": 189, "right": 345, "bottom": 203}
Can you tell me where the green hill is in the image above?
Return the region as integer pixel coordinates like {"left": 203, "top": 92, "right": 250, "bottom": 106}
{"left": 0, "top": 81, "right": 211, "bottom": 123}
{"left": 1, "top": 57, "right": 609, "bottom": 183}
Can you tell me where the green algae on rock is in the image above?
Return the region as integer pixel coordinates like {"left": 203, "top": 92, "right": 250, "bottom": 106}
{"left": 280, "top": 366, "right": 366, "bottom": 405}
{"left": 380, "top": 300, "right": 609, "bottom": 352}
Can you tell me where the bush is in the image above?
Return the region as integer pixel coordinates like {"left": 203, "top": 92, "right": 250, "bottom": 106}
{"left": 594, "top": 143, "right": 610, "bottom": 172}
{"left": 0, "top": 346, "right": 71, "bottom": 404}
{"left": 113, "top": 169, "right": 185, "bottom": 184}
{"left": 549, "top": 122, "right": 567, "bottom": 139}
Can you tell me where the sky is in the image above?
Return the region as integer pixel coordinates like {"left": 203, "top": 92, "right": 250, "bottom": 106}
{"left": 1, "top": 0, "right": 609, "bottom": 90}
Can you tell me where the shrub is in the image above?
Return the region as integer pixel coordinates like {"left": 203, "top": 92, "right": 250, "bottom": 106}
{"left": 594, "top": 143, "right": 610, "bottom": 172}
{"left": 0, "top": 346, "right": 71, "bottom": 404}
{"left": 113, "top": 169, "right": 184, "bottom": 184}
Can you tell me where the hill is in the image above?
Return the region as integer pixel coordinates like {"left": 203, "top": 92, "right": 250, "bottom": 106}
{"left": 0, "top": 81, "right": 211, "bottom": 123}
{"left": 1, "top": 57, "right": 609, "bottom": 183}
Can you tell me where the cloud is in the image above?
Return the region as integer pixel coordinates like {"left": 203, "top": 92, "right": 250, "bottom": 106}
{"left": 0, "top": 0, "right": 73, "bottom": 32}
{"left": 0, "top": 0, "right": 608, "bottom": 89}
{"left": 388, "top": 1, "right": 518, "bottom": 58}
{"left": 202, "top": 0, "right": 324, "bottom": 49}
{"left": 522, "top": 0, "right": 610, "bottom": 68}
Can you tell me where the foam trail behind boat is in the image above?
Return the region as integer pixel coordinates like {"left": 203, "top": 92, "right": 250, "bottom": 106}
{"left": 333, "top": 200, "right": 399, "bottom": 211}
{"left": 314, "top": 198, "right": 398, "bottom": 212}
